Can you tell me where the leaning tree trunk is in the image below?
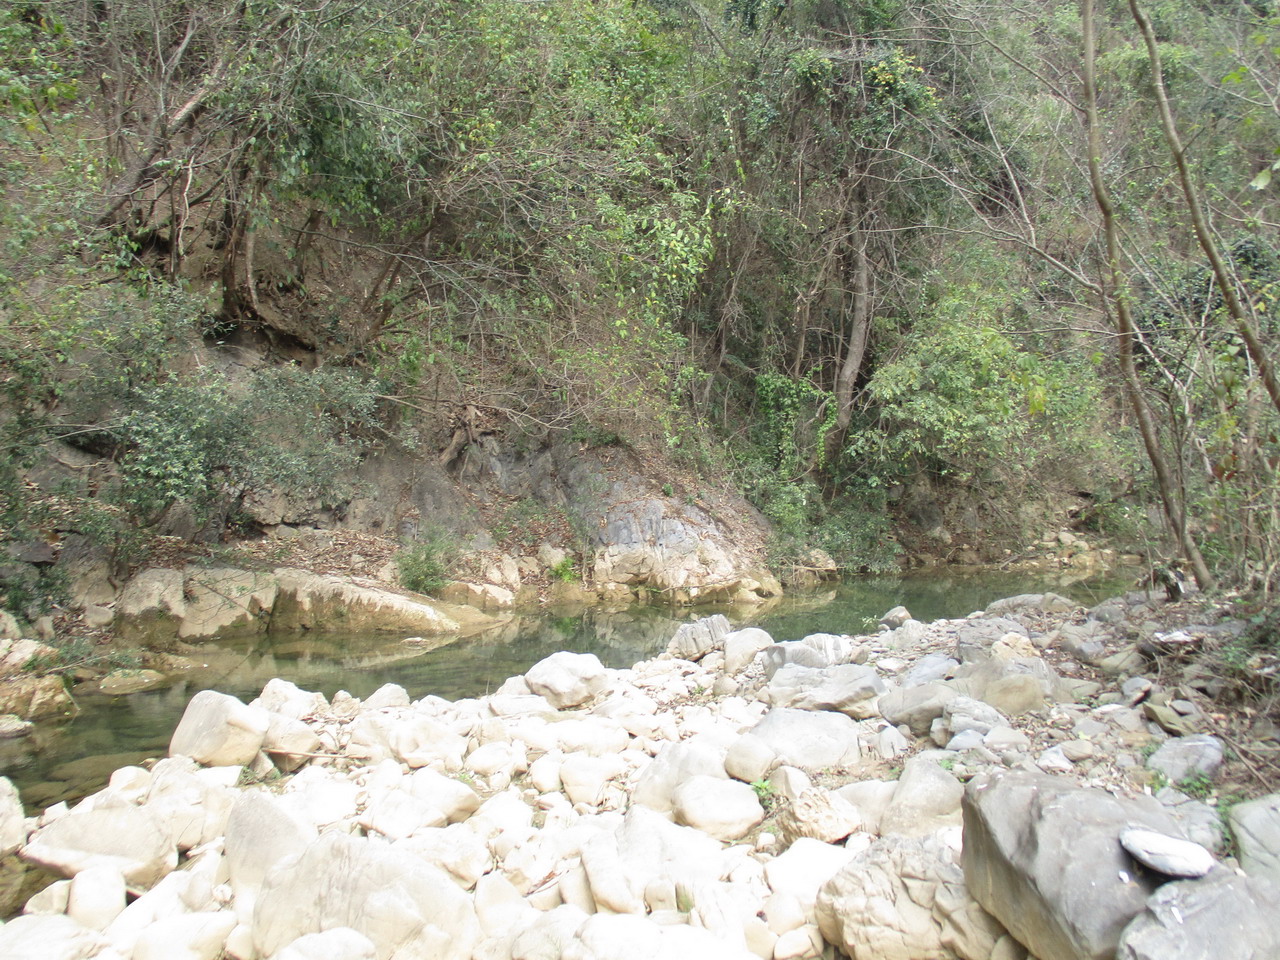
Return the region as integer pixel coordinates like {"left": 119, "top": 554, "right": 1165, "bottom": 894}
{"left": 1081, "top": 0, "right": 1215, "bottom": 591}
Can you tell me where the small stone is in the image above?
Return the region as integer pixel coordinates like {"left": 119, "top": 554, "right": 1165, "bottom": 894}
{"left": 1119, "top": 827, "right": 1214, "bottom": 878}
{"left": 1122, "top": 677, "right": 1153, "bottom": 704}
{"left": 1060, "top": 740, "right": 1095, "bottom": 762}
{"left": 1036, "top": 745, "right": 1073, "bottom": 772}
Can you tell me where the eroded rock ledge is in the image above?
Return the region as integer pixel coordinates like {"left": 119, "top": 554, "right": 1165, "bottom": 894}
{"left": 1, "top": 592, "right": 1278, "bottom": 960}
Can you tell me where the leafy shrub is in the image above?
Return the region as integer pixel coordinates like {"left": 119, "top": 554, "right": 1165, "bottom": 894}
{"left": 397, "top": 533, "right": 457, "bottom": 594}
{"left": 549, "top": 557, "right": 579, "bottom": 582}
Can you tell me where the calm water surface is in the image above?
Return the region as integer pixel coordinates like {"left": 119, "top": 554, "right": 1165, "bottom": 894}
{"left": 4, "top": 567, "right": 1133, "bottom": 810}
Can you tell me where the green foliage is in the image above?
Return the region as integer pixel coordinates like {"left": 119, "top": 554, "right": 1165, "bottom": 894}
{"left": 846, "top": 287, "right": 1115, "bottom": 493}
{"left": 0, "top": 564, "right": 66, "bottom": 623}
{"left": 750, "top": 778, "right": 775, "bottom": 809}
{"left": 116, "top": 365, "right": 378, "bottom": 529}
{"left": 1176, "top": 772, "right": 1215, "bottom": 800}
{"left": 549, "top": 557, "right": 579, "bottom": 582}
{"left": 756, "top": 373, "right": 836, "bottom": 474}
{"left": 397, "top": 532, "right": 458, "bottom": 594}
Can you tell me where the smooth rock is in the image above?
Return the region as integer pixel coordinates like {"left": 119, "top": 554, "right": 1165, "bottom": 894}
{"left": 1119, "top": 828, "right": 1214, "bottom": 878}
{"left": 271, "top": 927, "right": 379, "bottom": 960}
{"left": 20, "top": 794, "right": 177, "bottom": 886}
{"left": 723, "top": 628, "right": 775, "bottom": 675}
{"left": 671, "top": 776, "right": 764, "bottom": 842}
{"left": 764, "top": 837, "right": 857, "bottom": 916}
{"left": 1145, "top": 734, "right": 1224, "bottom": 784}
{"left": 879, "top": 757, "right": 964, "bottom": 839}
{"left": 225, "top": 791, "right": 318, "bottom": 903}
{"left": 100, "top": 669, "right": 168, "bottom": 695}
{"left": 132, "top": 910, "right": 237, "bottom": 960}
{"left": 631, "top": 739, "right": 727, "bottom": 814}
{"left": 525, "top": 652, "right": 609, "bottom": 709}
{"left": 724, "top": 734, "right": 778, "bottom": 784}
{"left": 0, "top": 776, "right": 25, "bottom": 856}
{"left": 879, "top": 683, "right": 958, "bottom": 736}
{"left": 747, "top": 708, "right": 861, "bottom": 772}
{"left": 170, "top": 690, "right": 271, "bottom": 767}
{"left": 0, "top": 913, "right": 107, "bottom": 960}
{"left": 1227, "top": 793, "right": 1280, "bottom": 882}
{"left": 66, "top": 865, "right": 126, "bottom": 930}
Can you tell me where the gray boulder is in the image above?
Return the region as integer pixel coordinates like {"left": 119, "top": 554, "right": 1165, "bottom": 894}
{"left": 20, "top": 794, "right": 177, "bottom": 886}
{"left": 723, "top": 628, "right": 774, "bottom": 675}
{"left": 879, "top": 756, "right": 964, "bottom": 839}
{"left": 1145, "top": 734, "right": 1224, "bottom": 785}
{"left": 759, "top": 642, "right": 831, "bottom": 679}
{"left": 879, "top": 683, "right": 958, "bottom": 736}
{"left": 984, "top": 593, "right": 1075, "bottom": 617}
{"left": 1117, "top": 869, "right": 1280, "bottom": 960}
{"left": 879, "top": 605, "right": 912, "bottom": 629}
{"left": 1228, "top": 793, "right": 1280, "bottom": 882}
{"left": 631, "top": 740, "right": 727, "bottom": 814}
{"left": 1055, "top": 622, "right": 1112, "bottom": 665}
{"left": 225, "top": 792, "right": 318, "bottom": 905}
{"left": 955, "top": 618, "right": 1028, "bottom": 663}
{"left": 900, "top": 653, "right": 959, "bottom": 688}
{"left": 962, "top": 769, "right": 1185, "bottom": 960}
{"left": 0, "top": 914, "right": 107, "bottom": 960}
{"left": 524, "top": 652, "right": 609, "bottom": 709}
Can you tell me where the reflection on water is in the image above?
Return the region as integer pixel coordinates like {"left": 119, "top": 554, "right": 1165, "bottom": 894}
{"left": 5, "top": 566, "right": 1133, "bottom": 810}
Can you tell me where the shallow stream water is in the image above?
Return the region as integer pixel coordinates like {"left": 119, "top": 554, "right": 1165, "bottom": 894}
{"left": 4, "top": 566, "right": 1135, "bottom": 811}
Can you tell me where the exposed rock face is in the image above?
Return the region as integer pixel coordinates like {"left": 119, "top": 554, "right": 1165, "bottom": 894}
{"left": 0, "top": 673, "right": 76, "bottom": 719}
{"left": 179, "top": 567, "right": 278, "bottom": 639}
{"left": 107, "top": 564, "right": 496, "bottom": 647}
{"left": 113, "top": 568, "right": 187, "bottom": 649}
{"left": 962, "top": 770, "right": 1185, "bottom": 960}
{"left": 271, "top": 568, "right": 463, "bottom": 635}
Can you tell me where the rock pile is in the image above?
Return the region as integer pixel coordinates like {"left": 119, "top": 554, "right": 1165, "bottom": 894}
{"left": 1, "top": 591, "right": 1278, "bottom": 960}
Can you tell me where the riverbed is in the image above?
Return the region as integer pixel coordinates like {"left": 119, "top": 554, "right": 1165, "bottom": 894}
{"left": 3, "top": 567, "right": 1133, "bottom": 810}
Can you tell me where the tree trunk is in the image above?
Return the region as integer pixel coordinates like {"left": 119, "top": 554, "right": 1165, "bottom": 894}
{"left": 1081, "top": 0, "right": 1215, "bottom": 590}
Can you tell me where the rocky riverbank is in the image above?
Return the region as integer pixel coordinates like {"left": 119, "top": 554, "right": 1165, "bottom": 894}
{"left": 1, "top": 589, "right": 1278, "bottom": 960}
